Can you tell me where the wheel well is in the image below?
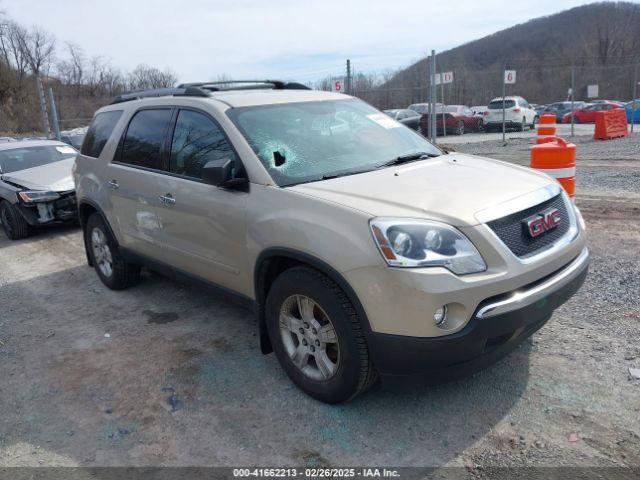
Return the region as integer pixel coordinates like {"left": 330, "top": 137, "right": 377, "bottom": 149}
{"left": 254, "top": 250, "right": 372, "bottom": 355}
{"left": 78, "top": 202, "right": 98, "bottom": 228}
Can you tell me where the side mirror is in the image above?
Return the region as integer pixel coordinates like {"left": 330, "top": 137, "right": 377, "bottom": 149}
{"left": 201, "top": 158, "right": 248, "bottom": 190}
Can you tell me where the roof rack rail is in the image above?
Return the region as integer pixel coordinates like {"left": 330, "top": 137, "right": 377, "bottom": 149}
{"left": 110, "top": 86, "right": 210, "bottom": 105}
{"left": 177, "top": 80, "right": 311, "bottom": 91}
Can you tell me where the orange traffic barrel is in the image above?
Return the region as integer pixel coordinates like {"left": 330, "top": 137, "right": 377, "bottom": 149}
{"left": 530, "top": 136, "right": 576, "bottom": 198}
{"left": 536, "top": 113, "right": 557, "bottom": 144}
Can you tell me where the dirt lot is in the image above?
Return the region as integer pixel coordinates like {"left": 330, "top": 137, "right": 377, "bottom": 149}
{"left": 0, "top": 134, "right": 639, "bottom": 472}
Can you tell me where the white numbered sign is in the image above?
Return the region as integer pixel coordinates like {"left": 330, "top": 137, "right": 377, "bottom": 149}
{"left": 504, "top": 70, "right": 516, "bottom": 84}
{"left": 442, "top": 72, "right": 453, "bottom": 84}
{"left": 331, "top": 79, "right": 343, "bottom": 92}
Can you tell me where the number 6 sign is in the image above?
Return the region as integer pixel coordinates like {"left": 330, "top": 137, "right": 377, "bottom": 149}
{"left": 504, "top": 70, "right": 516, "bottom": 84}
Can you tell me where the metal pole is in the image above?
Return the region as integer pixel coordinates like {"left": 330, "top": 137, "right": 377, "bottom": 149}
{"left": 441, "top": 80, "right": 446, "bottom": 137}
{"left": 632, "top": 62, "right": 638, "bottom": 134}
{"left": 427, "top": 55, "right": 432, "bottom": 142}
{"left": 47, "top": 86, "right": 61, "bottom": 141}
{"left": 571, "top": 65, "right": 575, "bottom": 137}
{"left": 36, "top": 77, "right": 51, "bottom": 138}
{"left": 346, "top": 59, "right": 351, "bottom": 96}
{"left": 430, "top": 50, "right": 436, "bottom": 143}
{"left": 502, "top": 65, "right": 506, "bottom": 145}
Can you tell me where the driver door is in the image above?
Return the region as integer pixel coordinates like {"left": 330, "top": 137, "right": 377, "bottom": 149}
{"left": 152, "top": 108, "right": 249, "bottom": 293}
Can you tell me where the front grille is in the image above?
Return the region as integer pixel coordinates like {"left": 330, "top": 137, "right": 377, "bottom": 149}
{"left": 487, "top": 194, "right": 570, "bottom": 258}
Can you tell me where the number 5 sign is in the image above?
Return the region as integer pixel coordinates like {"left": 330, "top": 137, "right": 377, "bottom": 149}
{"left": 331, "top": 79, "right": 344, "bottom": 92}
{"left": 504, "top": 70, "right": 516, "bottom": 84}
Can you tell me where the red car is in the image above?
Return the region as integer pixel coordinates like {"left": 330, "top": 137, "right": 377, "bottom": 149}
{"left": 419, "top": 105, "right": 484, "bottom": 135}
{"left": 562, "top": 102, "right": 623, "bottom": 123}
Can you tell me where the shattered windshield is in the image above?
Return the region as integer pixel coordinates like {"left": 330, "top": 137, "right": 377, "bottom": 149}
{"left": 227, "top": 99, "right": 440, "bottom": 186}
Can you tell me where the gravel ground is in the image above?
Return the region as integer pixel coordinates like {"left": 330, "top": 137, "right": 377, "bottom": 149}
{"left": 0, "top": 135, "right": 639, "bottom": 473}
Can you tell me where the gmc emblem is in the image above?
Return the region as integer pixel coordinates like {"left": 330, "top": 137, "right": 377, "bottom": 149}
{"left": 523, "top": 208, "right": 561, "bottom": 238}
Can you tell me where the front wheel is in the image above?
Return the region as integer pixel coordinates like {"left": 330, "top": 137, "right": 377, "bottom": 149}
{"left": 265, "top": 267, "right": 377, "bottom": 403}
{"left": 0, "top": 201, "right": 30, "bottom": 240}
{"left": 85, "top": 213, "right": 141, "bottom": 290}
{"left": 455, "top": 121, "right": 465, "bottom": 135}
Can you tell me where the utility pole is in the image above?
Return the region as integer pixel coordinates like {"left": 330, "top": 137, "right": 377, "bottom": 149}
{"left": 427, "top": 55, "right": 432, "bottom": 141}
{"left": 47, "top": 86, "right": 61, "bottom": 141}
{"left": 441, "top": 79, "right": 446, "bottom": 137}
{"left": 430, "top": 50, "right": 436, "bottom": 143}
{"left": 571, "top": 64, "right": 575, "bottom": 137}
{"left": 502, "top": 64, "right": 506, "bottom": 145}
{"left": 346, "top": 59, "right": 352, "bottom": 96}
{"left": 36, "top": 77, "right": 51, "bottom": 138}
{"left": 632, "top": 62, "right": 638, "bottom": 134}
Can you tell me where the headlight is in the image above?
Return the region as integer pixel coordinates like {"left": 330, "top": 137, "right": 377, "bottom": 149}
{"left": 18, "top": 191, "right": 60, "bottom": 203}
{"left": 370, "top": 218, "right": 487, "bottom": 275}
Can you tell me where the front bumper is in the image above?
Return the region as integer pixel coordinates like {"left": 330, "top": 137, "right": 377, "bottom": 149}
{"left": 485, "top": 120, "right": 523, "bottom": 128}
{"left": 366, "top": 247, "right": 589, "bottom": 385}
{"left": 16, "top": 192, "right": 78, "bottom": 225}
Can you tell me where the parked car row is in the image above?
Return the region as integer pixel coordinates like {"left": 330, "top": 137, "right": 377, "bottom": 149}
{"left": 386, "top": 96, "right": 634, "bottom": 137}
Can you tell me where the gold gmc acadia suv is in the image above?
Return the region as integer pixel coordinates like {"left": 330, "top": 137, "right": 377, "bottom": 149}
{"left": 74, "top": 81, "right": 589, "bottom": 403}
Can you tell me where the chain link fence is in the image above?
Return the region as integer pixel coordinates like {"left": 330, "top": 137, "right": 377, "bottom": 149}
{"left": 349, "top": 62, "right": 639, "bottom": 112}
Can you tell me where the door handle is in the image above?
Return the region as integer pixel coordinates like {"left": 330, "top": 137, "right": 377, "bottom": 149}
{"left": 107, "top": 180, "right": 119, "bottom": 190}
{"left": 159, "top": 193, "right": 176, "bottom": 206}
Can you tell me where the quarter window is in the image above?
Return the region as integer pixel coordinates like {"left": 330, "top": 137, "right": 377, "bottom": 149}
{"left": 169, "top": 110, "right": 236, "bottom": 179}
{"left": 81, "top": 110, "right": 123, "bottom": 158}
{"left": 120, "top": 109, "right": 172, "bottom": 169}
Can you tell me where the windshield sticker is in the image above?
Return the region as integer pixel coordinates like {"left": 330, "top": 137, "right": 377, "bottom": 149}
{"left": 56, "top": 146, "right": 77, "bottom": 154}
{"left": 366, "top": 113, "right": 402, "bottom": 129}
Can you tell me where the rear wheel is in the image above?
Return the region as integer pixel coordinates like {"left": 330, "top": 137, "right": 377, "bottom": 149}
{"left": 265, "top": 266, "right": 377, "bottom": 403}
{"left": 0, "top": 201, "right": 29, "bottom": 240}
{"left": 85, "top": 213, "right": 140, "bottom": 290}
{"left": 520, "top": 117, "right": 526, "bottom": 131}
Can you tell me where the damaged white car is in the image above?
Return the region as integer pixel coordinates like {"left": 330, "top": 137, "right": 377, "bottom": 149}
{"left": 0, "top": 140, "right": 78, "bottom": 240}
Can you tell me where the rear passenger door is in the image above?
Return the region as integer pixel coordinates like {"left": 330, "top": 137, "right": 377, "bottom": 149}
{"left": 153, "top": 108, "right": 249, "bottom": 293}
{"left": 104, "top": 107, "right": 173, "bottom": 260}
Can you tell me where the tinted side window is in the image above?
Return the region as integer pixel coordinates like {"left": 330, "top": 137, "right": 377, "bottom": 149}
{"left": 169, "top": 110, "right": 237, "bottom": 179}
{"left": 81, "top": 110, "right": 123, "bottom": 158}
{"left": 120, "top": 109, "right": 172, "bottom": 169}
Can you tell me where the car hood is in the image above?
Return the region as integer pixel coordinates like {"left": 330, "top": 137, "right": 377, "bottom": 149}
{"left": 1, "top": 158, "right": 75, "bottom": 192}
{"left": 289, "top": 153, "right": 555, "bottom": 226}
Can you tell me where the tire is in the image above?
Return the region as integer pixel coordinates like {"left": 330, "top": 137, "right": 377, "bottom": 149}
{"left": 85, "top": 213, "right": 141, "bottom": 290}
{"left": 520, "top": 117, "right": 526, "bottom": 132}
{"left": 477, "top": 119, "right": 484, "bottom": 132}
{"left": 265, "top": 266, "right": 377, "bottom": 403}
{"left": 455, "top": 121, "right": 465, "bottom": 135}
{"left": 0, "top": 200, "right": 30, "bottom": 240}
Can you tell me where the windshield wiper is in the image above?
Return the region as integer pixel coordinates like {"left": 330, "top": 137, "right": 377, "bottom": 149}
{"left": 377, "top": 152, "right": 440, "bottom": 169}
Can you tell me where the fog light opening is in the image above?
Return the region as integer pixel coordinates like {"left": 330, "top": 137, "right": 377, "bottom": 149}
{"left": 433, "top": 305, "right": 448, "bottom": 327}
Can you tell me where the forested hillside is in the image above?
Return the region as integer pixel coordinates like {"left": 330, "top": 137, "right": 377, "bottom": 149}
{"left": 362, "top": 2, "right": 640, "bottom": 109}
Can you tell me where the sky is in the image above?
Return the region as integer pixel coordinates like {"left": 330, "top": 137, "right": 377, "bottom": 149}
{"left": 2, "top": 0, "right": 601, "bottom": 84}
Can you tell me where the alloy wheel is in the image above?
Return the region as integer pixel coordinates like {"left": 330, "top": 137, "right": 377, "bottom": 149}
{"left": 91, "top": 227, "right": 113, "bottom": 278}
{"left": 279, "top": 294, "right": 340, "bottom": 381}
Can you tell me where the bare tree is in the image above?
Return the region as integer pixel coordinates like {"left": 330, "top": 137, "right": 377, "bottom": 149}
{"left": 23, "top": 26, "right": 55, "bottom": 76}
{"left": 0, "top": 21, "right": 29, "bottom": 89}
{"left": 127, "top": 63, "right": 177, "bottom": 90}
